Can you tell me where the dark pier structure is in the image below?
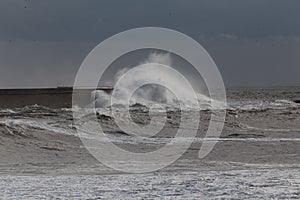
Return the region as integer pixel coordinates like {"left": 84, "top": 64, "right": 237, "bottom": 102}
{"left": 0, "top": 87, "right": 113, "bottom": 108}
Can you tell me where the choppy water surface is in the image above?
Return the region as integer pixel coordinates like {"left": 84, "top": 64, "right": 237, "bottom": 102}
{"left": 2, "top": 169, "right": 300, "bottom": 199}
{"left": 0, "top": 87, "right": 300, "bottom": 199}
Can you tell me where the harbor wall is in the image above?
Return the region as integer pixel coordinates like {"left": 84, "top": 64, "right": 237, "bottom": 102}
{"left": 0, "top": 87, "right": 112, "bottom": 108}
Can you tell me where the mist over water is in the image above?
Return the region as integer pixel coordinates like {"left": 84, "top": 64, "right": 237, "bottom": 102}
{"left": 92, "top": 53, "right": 220, "bottom": 110}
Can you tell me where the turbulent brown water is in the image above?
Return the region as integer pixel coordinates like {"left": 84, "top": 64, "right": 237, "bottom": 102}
{"left": 1, "top": 87, "right": 300, "bottom": 199}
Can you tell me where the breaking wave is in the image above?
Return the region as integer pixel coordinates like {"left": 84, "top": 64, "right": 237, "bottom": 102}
{"left": 91, "top": 53, "right": 225, "bottom": 110}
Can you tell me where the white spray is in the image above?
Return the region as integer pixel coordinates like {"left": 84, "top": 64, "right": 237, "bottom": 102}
{"left": 92, "top": 53, "right": 221, "bottom": 109}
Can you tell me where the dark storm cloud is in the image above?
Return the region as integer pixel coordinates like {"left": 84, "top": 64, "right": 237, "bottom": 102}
{"left": 1, "top": 0, "right": 300, "bottom": 87}
{"left": 2, "top": 0, "right": 300, "bottom": 41}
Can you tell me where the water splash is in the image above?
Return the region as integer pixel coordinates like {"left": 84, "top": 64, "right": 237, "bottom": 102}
{"left": 92, "top": 53, "right": 225, "bottom": 110}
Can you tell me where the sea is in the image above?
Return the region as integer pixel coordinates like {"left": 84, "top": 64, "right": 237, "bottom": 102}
{"left": 0, "top": 87, "right": 300, "bottom": 199}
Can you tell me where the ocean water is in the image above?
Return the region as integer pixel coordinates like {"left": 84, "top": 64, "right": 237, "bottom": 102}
{"left": 1, "top": 168, "right": 300, "bottom": 199}
{"left": 0, "top": 87, "right": 300, "bottom": 199}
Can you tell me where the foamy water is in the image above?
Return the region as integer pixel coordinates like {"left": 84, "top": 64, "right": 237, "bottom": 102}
{"left": 2, "top": 168, "right": 300, "bottom": 199}
{"left": 0, "top": 87, "right": 300, "bottom": 199}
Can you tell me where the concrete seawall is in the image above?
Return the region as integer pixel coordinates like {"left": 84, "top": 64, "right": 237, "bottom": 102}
{"left": 0, "top": 87, "right": 113, "bottom": 108}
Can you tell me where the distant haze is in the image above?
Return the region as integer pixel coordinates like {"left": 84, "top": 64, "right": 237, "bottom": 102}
{"left": 1, "top": 0, "right": 300, "bottom": 88}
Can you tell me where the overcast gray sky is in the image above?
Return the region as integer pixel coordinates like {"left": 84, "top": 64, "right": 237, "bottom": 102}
{"left": 0, "top": 0, "right": 300, "bottom": 88}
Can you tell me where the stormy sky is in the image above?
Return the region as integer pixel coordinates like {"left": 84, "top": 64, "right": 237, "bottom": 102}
{"left": 0, "top": 0, "right": 300, "bottom": 88}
